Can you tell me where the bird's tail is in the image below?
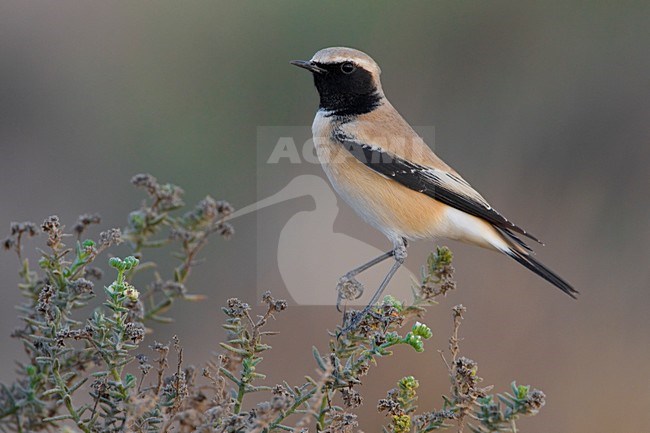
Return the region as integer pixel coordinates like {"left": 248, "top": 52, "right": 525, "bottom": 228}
{"left": 489, "top": 227, "right": 578, "bottom": 298}
{"left": 504, "top": 247, "right": 578, "bottom": 298}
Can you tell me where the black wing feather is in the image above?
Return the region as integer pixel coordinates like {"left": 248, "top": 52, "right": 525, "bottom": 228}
{"left": 506, "top": 249, "right": 579, "bottom": 298}
{"left": 335, "top": 133, "right": 542, "bottom": 244}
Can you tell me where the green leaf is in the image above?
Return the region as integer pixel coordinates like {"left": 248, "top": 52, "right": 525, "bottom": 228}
{"left": 312, "top": 346, "right": 327, "bottom": 371}
{"left": 124, "top": 374, "right": 137, "bottom": 389}
{"left": 497, "top": 394, "right": 516, "bottom": 409}
{"left": 220, "top": 342, "right": 249, "bottom": 356}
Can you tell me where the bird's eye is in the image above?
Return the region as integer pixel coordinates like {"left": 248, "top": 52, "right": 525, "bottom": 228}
{"left": 341, "top": 62, "right": 356, "bottom": 74}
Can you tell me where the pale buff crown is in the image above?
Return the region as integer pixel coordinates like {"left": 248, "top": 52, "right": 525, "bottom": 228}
{"left": 310, "top": 47, "right": 384, "bottom": 92}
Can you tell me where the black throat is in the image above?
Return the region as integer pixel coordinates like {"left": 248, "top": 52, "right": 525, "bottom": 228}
{"left": 312, "top": 63, "right": 382, "bottom": 117}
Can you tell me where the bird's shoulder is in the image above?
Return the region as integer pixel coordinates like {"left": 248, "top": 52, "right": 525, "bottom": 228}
{"left": 332, "top": 104, "right": 493, "bottom": 210}
{"left": 337, "top": 101, "right": 456, "bottom": 173}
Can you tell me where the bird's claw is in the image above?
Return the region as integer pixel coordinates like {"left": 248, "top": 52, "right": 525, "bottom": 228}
{"left": 336, "top": 276, "right": 365, "bottom": 312}
{"left": 393, "top": 245, "right": 407, "bottom": 263}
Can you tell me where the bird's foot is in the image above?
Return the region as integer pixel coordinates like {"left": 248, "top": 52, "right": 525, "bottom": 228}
{"left": 336, "top": 275, "right": 365, "bottom": 312}
{"left": 393, "top": 245, "right": 407, "bottom": 263}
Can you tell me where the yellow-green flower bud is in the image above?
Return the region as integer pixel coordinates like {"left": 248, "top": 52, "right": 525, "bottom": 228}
{"left": 392, "top": 414, "right": 411, "bottom": 433}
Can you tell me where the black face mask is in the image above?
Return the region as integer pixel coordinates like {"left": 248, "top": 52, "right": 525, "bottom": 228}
{"left": 312, "top": 62, "right": 382, "bottom": 116}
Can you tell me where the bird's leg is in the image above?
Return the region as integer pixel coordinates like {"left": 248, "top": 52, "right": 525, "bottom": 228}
{"left": 336, "top": 250, "right": 395, "bottom": 312}
{"left": 340, "top": 241, "right": 407, "bottom": 333}
{"left": 342, "top": 250, "right": 396, "bottom": 278}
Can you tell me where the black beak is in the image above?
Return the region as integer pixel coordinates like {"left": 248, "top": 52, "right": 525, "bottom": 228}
{"left": 290, "top": 60, "right": 327, "bottom": 74}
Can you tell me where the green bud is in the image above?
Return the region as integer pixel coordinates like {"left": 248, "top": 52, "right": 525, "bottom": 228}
{"left": 516, "top": 383, "right": 530, "bottom": 400}
{"left": 399, "top": 376, "right": 419, "bottom": 392}
{"left": 108, "top": 257, "right": 123, "bottom": 269}
{"left": 435, "top": 245, "right": 453, "bottom": 265}
{"left": 411, "top": 321, "right": 432, "bottom": 339}
{"left": 123, "top": 256, "right": 139, "bottom": 270}
{"left": 385, "top": 331, "right": 401, "bottom": 344}
{"left": 404, "top": 333, "right": 424, "bottom": 352}
{"left": 392, "top": 414, "right": 411, "bottom": 433}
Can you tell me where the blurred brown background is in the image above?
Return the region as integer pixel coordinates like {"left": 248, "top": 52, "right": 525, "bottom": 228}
{"left": 1, "top": 1, "right": 649, "bottom": 431}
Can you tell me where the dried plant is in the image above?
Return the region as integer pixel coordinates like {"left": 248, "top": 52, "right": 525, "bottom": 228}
{"left": 0, "top": 175, "right": 545, "bottom": 432}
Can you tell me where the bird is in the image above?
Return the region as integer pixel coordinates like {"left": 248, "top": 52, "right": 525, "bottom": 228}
{"left": 290, "top": 47, "right": 577, "bottom": 327}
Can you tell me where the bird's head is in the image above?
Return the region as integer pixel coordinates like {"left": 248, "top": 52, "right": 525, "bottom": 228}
{"left": 290, "top": 47, "right": 384, "bottom": 116}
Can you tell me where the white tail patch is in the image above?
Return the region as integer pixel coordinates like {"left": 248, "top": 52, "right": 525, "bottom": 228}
{"left": 443, "top": 207, "right": 511, "bottom": 252}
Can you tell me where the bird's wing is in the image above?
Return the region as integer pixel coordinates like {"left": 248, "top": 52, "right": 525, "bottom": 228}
{"left": 333, "top": 130, "right": 542, "bottom": 245}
